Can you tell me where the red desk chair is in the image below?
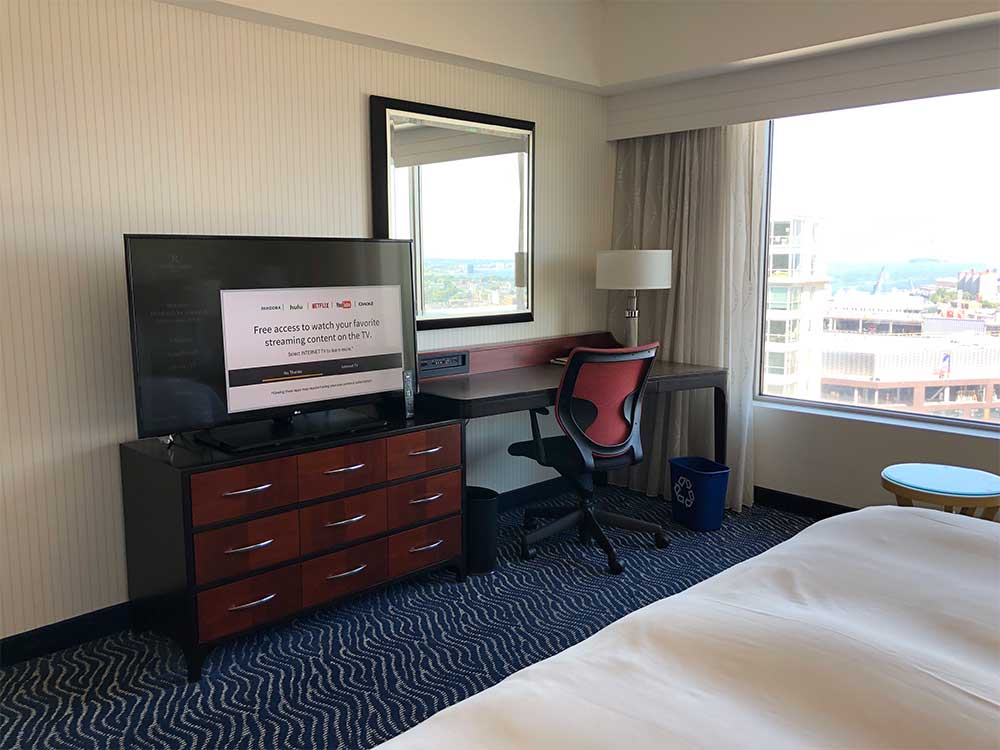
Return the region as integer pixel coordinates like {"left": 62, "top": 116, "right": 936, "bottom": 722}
{"left": 507, "top": 344, "right": 669, "bottom": 574}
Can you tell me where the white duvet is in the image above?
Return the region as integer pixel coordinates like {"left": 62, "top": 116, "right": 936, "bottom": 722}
{"left": 380, "top": 507, "right": 1000, "bottom": 749}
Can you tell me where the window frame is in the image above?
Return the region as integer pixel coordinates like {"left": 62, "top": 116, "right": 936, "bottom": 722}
{"left": 753, "top": 116, "right": 999, "bottom": 433}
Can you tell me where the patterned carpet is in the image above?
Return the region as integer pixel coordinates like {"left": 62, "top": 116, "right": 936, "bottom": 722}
{"left": 0, "top": 487, "right": 810, "bottom": 750}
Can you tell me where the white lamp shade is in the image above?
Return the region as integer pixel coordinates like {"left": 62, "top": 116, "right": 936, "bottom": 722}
{"left": 596, "top": 250, "right": 672, "bottom": 290}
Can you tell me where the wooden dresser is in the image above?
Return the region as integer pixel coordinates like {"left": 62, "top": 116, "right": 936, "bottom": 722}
{"left": 120, "top": 417, "right": 465, "bottom": 680}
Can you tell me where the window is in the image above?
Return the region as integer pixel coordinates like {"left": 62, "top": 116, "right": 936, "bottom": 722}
{"left": 766, "top": 351, "right": 798, "bottom": 376}
{"left": 767, "top": 319, "right": 800, "bottom": 344}
{"left": 759, "top": 90, "right": 1000, "bottom": 427}
{"left": 767, "top": 285, "right": 801, "bottom": 311}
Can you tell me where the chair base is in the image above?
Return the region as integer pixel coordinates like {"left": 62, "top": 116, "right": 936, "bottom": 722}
{"left": 521, "top": 500, "right": 669, "bottom": 574}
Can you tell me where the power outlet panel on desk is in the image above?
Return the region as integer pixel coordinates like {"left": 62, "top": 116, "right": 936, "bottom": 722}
{"left": 419, "top": 351, "right": 470, "bottom": 378}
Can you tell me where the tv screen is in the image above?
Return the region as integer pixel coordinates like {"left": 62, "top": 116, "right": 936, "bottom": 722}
{"left": 125, "top": 235, "right": 416, "bottom": 438}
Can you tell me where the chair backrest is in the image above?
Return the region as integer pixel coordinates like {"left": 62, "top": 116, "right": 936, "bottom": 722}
{"left": 555, "top": 343, "right": 659, "bottom": 473}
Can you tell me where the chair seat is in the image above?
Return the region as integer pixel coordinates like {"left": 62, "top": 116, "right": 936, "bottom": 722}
{"left": 508, "top": 435, "right": 634, "bottom": 475}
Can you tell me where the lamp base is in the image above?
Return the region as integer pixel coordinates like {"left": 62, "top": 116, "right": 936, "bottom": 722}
{"left": 625, "top": 316, "right": 639, "bottom": 348}
{"left": 625, "top": 289, "right": 639, "bottom": 347}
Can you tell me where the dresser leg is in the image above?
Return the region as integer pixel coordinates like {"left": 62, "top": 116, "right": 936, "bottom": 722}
{"left": 453, "top": 557, "right": 467, "bottom": 583}
{"left": 184, "top": 645, "right": 212, "bottom": 683}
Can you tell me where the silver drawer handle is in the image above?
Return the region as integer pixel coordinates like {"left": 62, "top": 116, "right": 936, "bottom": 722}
{"left": 224, "top": 538, "right": 274, "bottom": 555}
{"left": 228, "top": 593, "right": 276, "bottom": 611}
{"left": 326, "top": 563, "right": 368, "bottom": 580}
{"left": 222, "top": 482, "right": 273, "bottom": 497}
{"left": 323, "top": 462, "right": 366, "bottom": 475}
{"left": 408, "top": 446, "right": 442, "bottom": 456}
{"left": 409, "top": 492, "right": 443, "bottom": 505}
{"left": 325, "top": 513, "right": 367, "bottom": 528}
{"left": 409, "top": 539, "right": 444, "bottom": 554}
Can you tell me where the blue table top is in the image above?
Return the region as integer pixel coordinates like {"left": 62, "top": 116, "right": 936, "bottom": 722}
{"left": 882, "top": 463, "right": 1000, "bottom": 497}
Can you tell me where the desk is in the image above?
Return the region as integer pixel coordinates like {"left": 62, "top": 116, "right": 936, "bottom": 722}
{"left": 419, "top": 361, "right": 728, "bottom": 464}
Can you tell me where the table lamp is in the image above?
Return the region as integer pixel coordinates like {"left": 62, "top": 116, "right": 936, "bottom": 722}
{"left": 596, "top": 250, "right": 672, "bottom": 347}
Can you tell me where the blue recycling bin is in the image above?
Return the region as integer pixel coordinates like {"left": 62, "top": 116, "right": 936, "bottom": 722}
{"left": 669, "top": 456, "right": 731, "bottom": 531}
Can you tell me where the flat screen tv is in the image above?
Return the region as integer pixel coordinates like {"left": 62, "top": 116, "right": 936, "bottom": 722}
{"left": 125, "top": 235, "right": 416, "bottom": 444}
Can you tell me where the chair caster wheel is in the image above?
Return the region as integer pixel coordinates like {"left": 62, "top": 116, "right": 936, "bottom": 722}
{"left": 608, "top": 559, "right": 625, "bottom": 575}
{"left": 520, "top": 544, "right": 537, "bottom": 561}
{"left": 654, "top": 532, "right": 670, "bottom": 549}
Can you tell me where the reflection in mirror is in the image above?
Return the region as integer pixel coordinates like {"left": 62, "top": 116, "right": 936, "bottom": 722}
{"left": 372, "top": 99, "right": 534, "bottom": 330}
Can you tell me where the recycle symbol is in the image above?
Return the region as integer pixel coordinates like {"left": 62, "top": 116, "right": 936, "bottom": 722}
{"left": 673, "top": 475, "right": 695, "bottom": 508}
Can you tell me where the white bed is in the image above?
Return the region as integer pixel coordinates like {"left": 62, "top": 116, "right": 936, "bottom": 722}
{"left": 380, "top": 506, "right": 1000, "bottom": 749}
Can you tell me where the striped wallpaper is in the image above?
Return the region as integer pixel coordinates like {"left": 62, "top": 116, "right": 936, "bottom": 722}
{"left": 0, "top": 0, "right": 614, "bottom": 637}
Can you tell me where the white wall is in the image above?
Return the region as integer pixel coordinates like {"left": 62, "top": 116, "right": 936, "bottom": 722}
{"left": 0, "top": 0, "right": 613, "bottom": 638}
{"left": 755, "top": 405, "right": 1000, "bottom": 508}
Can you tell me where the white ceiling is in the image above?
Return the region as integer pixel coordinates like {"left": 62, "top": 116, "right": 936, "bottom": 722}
{"left": 166, "top": 1, "right": 1000, "bottom": 94}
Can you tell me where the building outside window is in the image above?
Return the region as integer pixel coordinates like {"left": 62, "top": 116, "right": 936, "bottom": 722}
{"left": 760, "top": 90, "right": 1000, "bottom": 426}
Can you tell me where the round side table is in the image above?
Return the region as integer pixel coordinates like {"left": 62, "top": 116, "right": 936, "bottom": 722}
{"left": 881, "top": 463, "right": 1000, "bottom": 521}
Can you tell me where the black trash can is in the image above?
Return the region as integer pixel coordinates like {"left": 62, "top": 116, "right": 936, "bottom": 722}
{"left": 465, "top": 486, "right": 499, "bottom": 575}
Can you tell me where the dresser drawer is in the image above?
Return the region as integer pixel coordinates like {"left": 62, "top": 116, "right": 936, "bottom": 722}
{"left": 301, "top": 538, "right": 387, "bottom": 608}
{"left": 387, "top": 516, "right": 462, "bottom": 578}
{"left": 299, "top": 489, "right": 387, "bottom": 555}
{"left": 298, "top": 440, "right": 386, "bottom": 501}
{"left": 194, "top": 510, "right": 300, "bottom": 585}
{"left": 385, "top": 425, "right": 461, "bottom": 481}
{"left": 190, "top": 457, "right": 297, "bottom": 527}
{"left": 386, "top": 470, "right": 462, "bottom": 530}
{"left": 197, "top": 565, "right": 301, "bottom": 643}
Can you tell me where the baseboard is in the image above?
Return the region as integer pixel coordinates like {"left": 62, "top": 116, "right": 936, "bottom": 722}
{"left": 0, "top": 602, "right": 131, "bottom": 669}
{"left": 754, "top": 486, "right": 853, "bottom": 520}
{"left": 497, "top": 476, "right": 574, "bottom": 513}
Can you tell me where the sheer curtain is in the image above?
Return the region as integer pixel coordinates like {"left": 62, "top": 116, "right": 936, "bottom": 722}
{"left": 608, "top": 122, "right": 768, "bottom": 511}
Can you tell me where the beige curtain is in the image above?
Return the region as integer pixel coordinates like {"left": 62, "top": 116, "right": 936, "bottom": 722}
{"left": 608, "top": 122, "right": 768, "bottom": 511}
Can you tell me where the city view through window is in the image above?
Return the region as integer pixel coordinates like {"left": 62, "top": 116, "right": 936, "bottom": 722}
{"left": 762, "top": 90, "right": 1000, "bottom": 425}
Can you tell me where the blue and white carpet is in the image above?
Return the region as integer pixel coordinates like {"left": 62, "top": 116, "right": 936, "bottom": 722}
{"left": 0, "top": 488, "right": 810, "bottom": 750}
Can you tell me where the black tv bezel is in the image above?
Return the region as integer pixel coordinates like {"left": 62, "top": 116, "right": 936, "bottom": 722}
{"left": 124, "top": 233, "right": 418, "bottom": 439}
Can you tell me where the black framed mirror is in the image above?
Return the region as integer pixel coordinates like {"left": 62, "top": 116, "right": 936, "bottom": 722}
{"left": 370, "top": 96, "right": 535, "bottom": 331}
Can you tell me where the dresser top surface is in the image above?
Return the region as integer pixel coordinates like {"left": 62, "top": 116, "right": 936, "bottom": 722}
{"left": 121, "top": 413, "right": 460, "bottom": 473}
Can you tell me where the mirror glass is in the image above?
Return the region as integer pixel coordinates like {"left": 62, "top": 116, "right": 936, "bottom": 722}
{"left": 384, "top": 109, "right": 533, "bottom": 329}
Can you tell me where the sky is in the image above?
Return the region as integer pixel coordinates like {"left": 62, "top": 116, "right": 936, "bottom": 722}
{"left": 770, "top": 89, "right": 1000, "bottom": 265}
{"left": 418, "top": 153, "right": 522, "bottom": 261}
{"left": 392, "top": 152, "right": 523, "bottom": 262}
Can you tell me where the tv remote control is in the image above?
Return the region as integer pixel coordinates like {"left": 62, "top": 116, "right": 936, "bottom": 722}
{"left": 402, "top": 369, "right": 415, "bottom": 418}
